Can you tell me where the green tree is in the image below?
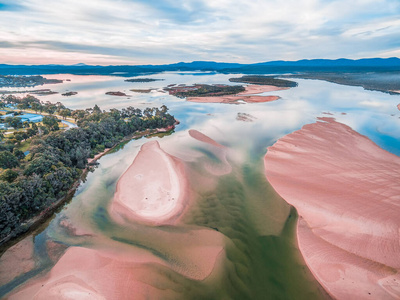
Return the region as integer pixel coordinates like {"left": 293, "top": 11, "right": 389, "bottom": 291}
{"left": 31, "top": 102, "right": 41, "bottom": 113}
{"left": 0, "top": 169, "right": 18, "bottom": 182}
{"left": 14, "top": 149, "right": 25, "bottom": 160}
{"left": 5, "top": 117, "right": 22, "bottom": 129}
{"left": 59, "top": 109, "right": 71, "bottom": 120}
{"left": 93, "top": 104, "right": 102, "bottom": 114}
{"left": 0, "top": 151, "right": 19, "bottom": 169}
{"left": 42, "top": 116, "right": 59, "bottom": 131}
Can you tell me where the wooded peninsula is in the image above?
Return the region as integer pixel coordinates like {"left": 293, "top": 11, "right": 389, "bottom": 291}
{"left": 0, "top": 94, "right": 176, "bottom": 245}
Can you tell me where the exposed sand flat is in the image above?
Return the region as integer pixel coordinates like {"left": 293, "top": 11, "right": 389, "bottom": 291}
{"left": 238, "top": 84, "right": 289, "bottom": 95}
{"left": 264, "top": 118, "right": 400, "bottom": 299}
{"left": 397, "top": 103, "right": 400, "bottom": 110}
{"left": 111, "top": 140, "right": 186, "bottom": 225}
{"left": 9, "top": 228, "right": 225, "bottom": 300}
{"left": 187, "top": 95, "right": 279, "bottom": 104}
{"left": 0, "top": 237, "right": 35, "bottom": 286}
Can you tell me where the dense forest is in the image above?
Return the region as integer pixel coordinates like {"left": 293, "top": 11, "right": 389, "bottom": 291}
{"left": 0, "top": 95, "right": 176, "bottom": 242}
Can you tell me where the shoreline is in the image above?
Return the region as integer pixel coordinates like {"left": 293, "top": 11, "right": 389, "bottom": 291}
{"left": 110, "top": 139, "right": 187, "bottom": 225}
{"left": 0, "top": 122, "right": 178, "bottom": 252}
{"left": 187, "top": 84, "right": 283, "bottom": 104}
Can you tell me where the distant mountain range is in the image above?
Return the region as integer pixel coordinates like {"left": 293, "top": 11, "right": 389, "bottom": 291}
{"left": 0, "top": 58, "right": 399, "bottom": 76}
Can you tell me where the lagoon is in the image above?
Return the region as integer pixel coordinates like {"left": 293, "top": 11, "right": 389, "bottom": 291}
{"left": 0, "top": 72, "right": 399, "bottom": 299}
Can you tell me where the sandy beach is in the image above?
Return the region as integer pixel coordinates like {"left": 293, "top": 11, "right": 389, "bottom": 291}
{"left": 237, "top": 84, "right": 289, "bottom": 95}
{"left": 9, "top": 226, "right": 225, "bottom": 300}
{"left": 111, "top": 140, "right": 187, "bottom": 225}
{"left": 264, "top": 118, "right": 400, "bottom": 299}
{"left": 0, "top": 237, "right": 35, "bottom": 286}
{"left": 187, "top": 95, "right": 279, "bottom": 104}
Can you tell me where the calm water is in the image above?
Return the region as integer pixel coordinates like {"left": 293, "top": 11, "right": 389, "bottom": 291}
{"left": 0, "top": 72, "right": 399, "bottom": 299}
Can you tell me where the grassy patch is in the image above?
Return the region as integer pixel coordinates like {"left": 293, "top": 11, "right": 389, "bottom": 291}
{"left": 16, "top": 140, "right": 31, "bottom": 152}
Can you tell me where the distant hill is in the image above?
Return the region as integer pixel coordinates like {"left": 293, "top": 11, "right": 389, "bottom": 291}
{"left": 0, "top": 58, "right": 399, "bottom": 76}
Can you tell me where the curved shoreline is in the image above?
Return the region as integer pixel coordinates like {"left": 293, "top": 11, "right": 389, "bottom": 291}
{"left": 110, "top": 140, "right": 187, "bottom": 225}
{"left": 264, "top": 118, "right": 400, "bottom": 299}
{"left": 0, "top": 124, "right": 178, "bottom": 251}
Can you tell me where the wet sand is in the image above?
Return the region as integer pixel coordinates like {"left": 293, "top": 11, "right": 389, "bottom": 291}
{"left": 264, "top": 118, "right": 400, "bottom": 299}
{"left": 111, "top": 140, "right": 187, "bottom": 225}
{"left": 187, "top": 95, "right": 279, "bottom": 104}
{"left": 9, "top": 228, "right": 225, "bottom": 300}
{"left": 237, "top": 84, "right": 289, "bottom": 95}
{"left": 0, "top": 237, "right": 35, "bottom": 286}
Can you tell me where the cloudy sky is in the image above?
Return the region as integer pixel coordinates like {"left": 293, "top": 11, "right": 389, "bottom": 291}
{"left": 0, "top": 0, "right": 399, "bottom": 65}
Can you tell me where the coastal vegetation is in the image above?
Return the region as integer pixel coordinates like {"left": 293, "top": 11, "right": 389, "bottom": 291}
{"left": 229, "top": 75, "right": 298, "bottom": 87}
{"left": 0, "top": 94, "right": 176, "bottom": 243}
{"left": 125, "top": 78, "right": 164, "bottom": 82}
{"left": 165, "top": 84, "right": 245, "bottom": 98}
{"left": 105, "top": 91, "right": 129, "bottom": 96}
{"left": 0, "top": 75, "right": 63, "bottom": 88}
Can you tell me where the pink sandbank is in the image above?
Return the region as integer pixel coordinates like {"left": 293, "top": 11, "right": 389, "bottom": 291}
{"left": 264, "top": 118, "right": 400, "bottom": 299}
{"left": 111, "top": 140, "right": 187, "bottom": 225}
{"left": 187, "top": 95, "right": 279, "bottom": 104}
{"left": 0, "top": 237, "right": 35, "bottom": 286}
{"left": 10, "top": 228, "right": 225, "bottom": 300}
{"left": 237, "top": 84, "right": 289, "bottom": 95}
{"left": 189, "top": 129, "right": 224, "bottom": 148}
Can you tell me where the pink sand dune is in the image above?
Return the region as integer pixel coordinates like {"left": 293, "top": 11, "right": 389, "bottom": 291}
{"left": 188, "top": 95, "right": 279, "bottom": 104}
{"left": 111, "top": 140, "right": 187, "bottom": 225}
{"left": 264, "top": 118, "right": 400, "bottom": 299}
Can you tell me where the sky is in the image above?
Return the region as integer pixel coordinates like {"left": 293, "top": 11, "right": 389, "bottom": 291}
{"left": 0, "top": 0, "right": 400, "bottom": 65}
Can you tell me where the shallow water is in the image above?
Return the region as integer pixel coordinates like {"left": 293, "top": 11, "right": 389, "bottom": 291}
{"left": 0, "top": 72, "right": 399, "bottom": 299}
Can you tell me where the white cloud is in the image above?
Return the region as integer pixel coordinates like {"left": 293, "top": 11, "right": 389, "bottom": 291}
{"left": 0, "top": 0, "right": 399, "bottom": 64}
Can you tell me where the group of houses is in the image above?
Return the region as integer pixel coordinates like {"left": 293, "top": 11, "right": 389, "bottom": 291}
{"left": 0, "top": 111, "right": 43, "bottom": 130}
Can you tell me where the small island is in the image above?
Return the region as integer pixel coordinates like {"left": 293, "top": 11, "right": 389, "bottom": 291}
{"left": 164, "top": 84, "right": 245, "bottom": 98}
{"left": 62, "top": 91, "right": 78, "bottom": 96}
{"left": 164, "top": 83, "right": 283, "bottom": 104}
{"left": 229, "top": 75, "right": 298, "bottom": 87}
{"left": 105, "top": 91, "right": 129, "bottom": 96}
{"left": 125, "top": 78, "right": 164, "bottom": 83}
